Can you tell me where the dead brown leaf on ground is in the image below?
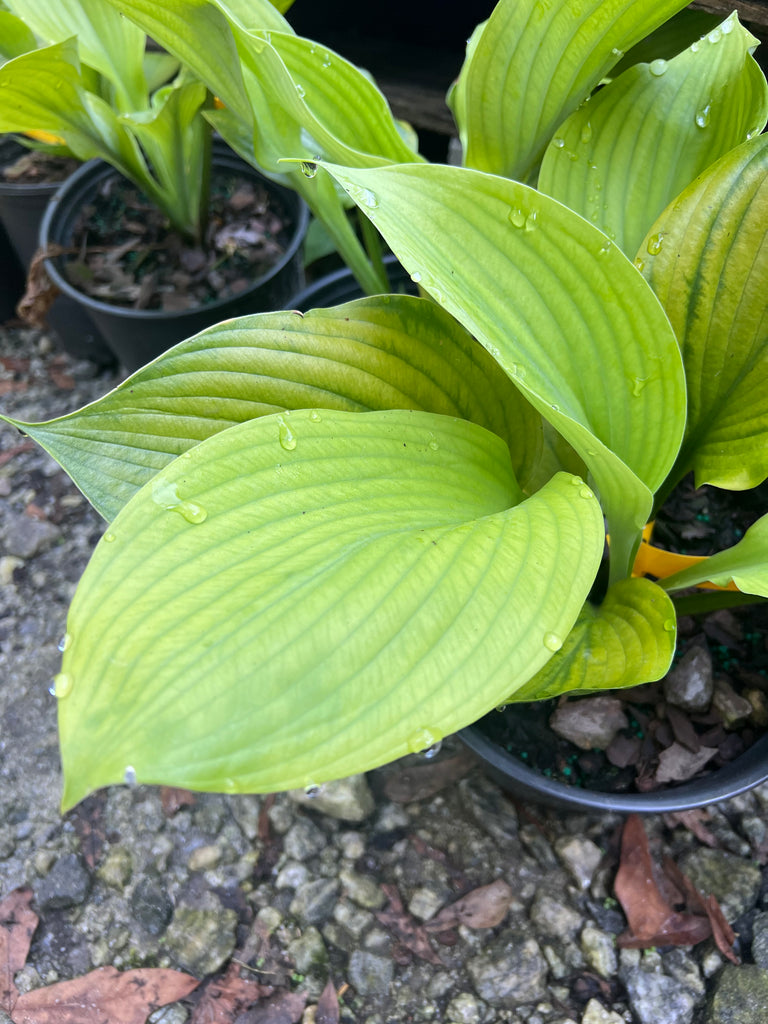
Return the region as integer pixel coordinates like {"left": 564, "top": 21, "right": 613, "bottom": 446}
{"left": 425, "top": 879, "right": 514, "bottom": 933}
{"left": 1, "top": 888, "right": 38, "bottom": 1016}
{"left": 189, "top": 962, "right": 274, "bottom": 1024}
{"left": 663, "top": 809, "right": 719, "bottom": 848}
{"left": 615, "top": 815, "right": 738, "bottom": 961}
{"left": 16, "top": 247, "right": 62, "bottom": 328}
{"left": 11, "top": 965, "right": 199, "bottom": 1024}
{"left": 161, "top": 786, "right": 197, "bottom": 816}
{"left": 314, "top": 979, "right": 340, "bottom": 1024}
{"left": 235, "top": 989, "right": 306, "bottom": 1024}
{"left": 375, "top": 884, "right": 443, "bottom": 965}
{"left": 68, "top": 792, "right": 107, "bottom": 870}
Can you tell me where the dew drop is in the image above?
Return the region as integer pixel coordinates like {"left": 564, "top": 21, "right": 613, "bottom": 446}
{"left": 58, "top": 633, "right": 73, "bottom": 653}
{"left": 51, "top": 673, "right": 72, "bottom": 699}
{"left": 410, "top": 271, "right": 423, "bottom": 284}
{"left": 322, "top": 53, "right": 332, "bottom": 68}
{"left": 597, "top": 241, "right": 612, "bottom": 257}
{"left": 579, "top": 486, "right": 594, "bottom": 499}
{"left": 695, "top": 103, "right": 711, "bottom": 128}
{"left": 511, "top": 363, "right": 526, "bottom": 380}
{"left": 495, "top": 703, "right": 508, "bottom": 713}
{"left": 551, "top": 403, "right": 560, "bottom": 412}
{"left": 421, "top": 740, "right": 442, "bottom": 760}
{"left": 746, "top": 128, "right": 761, "bottom": 140}
{"left": 300, "top": 161, "right": 318, "bottom": 178}
{"left": 223, "top": 777, "right": 237, "bottom": 793}
{"left": 567, "top": 150, "right": 578, "bottom": 162}
{"left": 611, "top": 48, "right": 623, "bottom": 59}
{"left": 707, "top": 27, "right": 722, "bottom": 44}
{"left": 543, "top": 632, "right": 563, "bottom": 652}
{"left": 428, "top": 440, "right": 439, "bottom": 452}
{"left": 124, "top": 765, "right": 137, "bottom": 786}
{"left": 508, "top": 208, "right": 526, "bottom": 228}
{"left": 664, "top": 619, "right": 676, "bottom": 632}
{"left": 304, "top": 783, "right": 321, "bottom": 799}
{"left": 524, "top": 210, "right": 538, "bottom": 232}
{"left": 632, "top": 376, "right": 650, "bottom": 396}
{"left": 580, "top": 122, "right": 593, "bottom": 144}
{"left": 691, "top": 40, "right": 700, "bottom": 53}
{"left": 408, "top": 727, "right": 442, "bottom": 755}
{"left": 309, "top": 410, "right": 322, "bottom": 422}
{"left": 646, "top": 233, "right": 664, "bottom": 255}
{"left": 634, "top": 257, "right": 645, "bottom": 272}
{"left": 152, "top": 480, "right": 207, "bottom": 524}
{"left": 360, "top": 188, "right": 379, "bottom": 209}
{"left": 277, "top": 414, "right": 297, "bottom": 451}
{"left": 552, "top": 137, "right": 565, "bottom": 148}
{"left": 649, "top": 58, "right": 668, "bottom": 76}
{"left": 295, "top": 83, "right": 306, "bottom": 98}
{"left": 103, "top": 531, "right": 116, "bottom": 543}
{"left": 721, "top": 16, "right": 734, "bottom": 34}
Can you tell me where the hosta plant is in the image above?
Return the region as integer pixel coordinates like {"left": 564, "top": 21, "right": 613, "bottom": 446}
{"left": 0, "top": 0, "right": 212, "bottom": 241}
{"left": 2, "top": 0, "right": 768, "bottom": 810}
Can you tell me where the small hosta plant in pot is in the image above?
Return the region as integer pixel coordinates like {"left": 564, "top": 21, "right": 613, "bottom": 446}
{"left": 1, "top": 0, "right": 767, "bottom": 812}
{"left": 0, "top": 0, "right": 307, "bottom": 368}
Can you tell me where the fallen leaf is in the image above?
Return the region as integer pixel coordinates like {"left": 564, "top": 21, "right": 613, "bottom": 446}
{"left": 16, "top": 247, "right": 62, "bottom": 328}
{"left": 161, "top": 787, "right": 196, "bottom": 816}
{"left": 703, "top": 894, "right": 740, "bottom": 965}
{"left": 68, "top": 793, "right": 107, "bottom": 870}
{"left": 190, "top": 962, "right": 273, "bottom": 1024}
{"left": 11, "top": 966, "right": 199, "bottom": 1024}
{"left": 236, "top": 989, "right": 306, "bottom": 1024}
{"left": 614, "top": 815, "right": 711, "bottom": 949}
{"left": 425, "top": 880, "right": 513, "bottom": 932}
{"left": 374, "top": 884, "right": 443, "bottom": 965}
{"left": 1, "top": 888, "right": 38, "bottom": 1015}
{"left": 383, "top": 750, "right": 476, "bottom": 803}
{"left": 662, "top": 809, "right": 719, "bottom": 849}
{"left": 314, "top": 978, "right": 340, "bottom": 1024}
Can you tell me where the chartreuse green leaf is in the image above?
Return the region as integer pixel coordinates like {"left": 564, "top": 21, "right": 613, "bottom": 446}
{"left": 642, "top": 134, "right": 768, "bottom": 491}
{"left": 319, "top": 161, "right": 686, "bottom": 579}
{"left": 0, "top": 39, "right": 155, "bottom": 196}
{"left": 509, "top": 579, "right": 677, "bottom": 702}
{"left": 450, "top": 0, "right": 690, "bottom": 182}
{"left": 3, "top": 297, "right": 540, "bottom": 522}
{"left": 0, "top": 11, "right": 37, "bottom": 62}
{"left": 538, "top": 14, "right": 768, "bottom": 258}
{"left": 6, "top": 0, "right": 147, "bottom": 109}
{"left": 659, "top": 513, "right": 768, "bottom": 598}
{"left": 57, "top": 409, "right": 604, "bottom": 809}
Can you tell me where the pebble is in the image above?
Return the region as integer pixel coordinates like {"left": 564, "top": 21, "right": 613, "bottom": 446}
{"left": 624, "top": 967, "right": 697, "bottom": 1024}
{"left": 467, "top": 932, "right": 548, "bottom": 1006}
{"left": 679, "top": 848, "right": 761, "bottom": 920}
{"left": 664, "top": 645, "right": 714, "bottom": 711}
{"left": 130, "top": 878, "right": 174, "bottom": 936}
{"left": 712, "top": 678, "right": 753, "bottom": 728}
{"left": 446, "top": 991, "right": 486, "bottom": 1023}
{"left": 289, "top": 878, "right": 340, "bottom": 926}
{"left": 581, "top": 1000, "right": 625, "bottom": 1024}
{"left": 97, "top": 847, "right": 133, "bottom": 889}
{"left": 704, "top": 964, "right": 768, "bottom": 1022}
{"left": 529, "top": 893, "right": 582, "bottom": 939}
{"left": 339, "top": 867, "right": 386, "bottom": 909}
{"left": 555, "top": 836, "right": 603, "bottom": 890}
{"left": 2, "top": 514, "right": 61, "bottom": 559}
{"left": 287, "top": 774, "right": 375, "bottom": 820}
{"left": 751, "top": 911, "right": 768, "bottom": 968}
{"left": 284, "top": 817, "right": 328, "bottom": 861}
{"left": 347, "top": 950, "right": 394, "bottom": 996}
{"left": 36, "top": 854, "right": 91, "bottom": 911}
{"left": 187, "top": 843, "right": 222, "bottom": 871}
{"left": 549, "top": 697, "right": 628, "bottom": 750}
{"left": 164, "top": 902, "right": 238, "bottom": 976}
{"left": 580, "top": 924, "right": 617, "bottom": 977}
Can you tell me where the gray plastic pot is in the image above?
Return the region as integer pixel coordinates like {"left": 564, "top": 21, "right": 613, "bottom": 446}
{"left": 460, "top": 720, "right": 768, "bottom": 814}
{"left": 40, "top": 144, "right": 308, "bottom": 372}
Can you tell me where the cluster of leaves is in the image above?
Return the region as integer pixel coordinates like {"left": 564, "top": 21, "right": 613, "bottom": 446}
{"left": 0, "top": 0, "right": 211, "bottom": 239}
{"left": 1, "top": 0, "right": 767, "bottom": 809}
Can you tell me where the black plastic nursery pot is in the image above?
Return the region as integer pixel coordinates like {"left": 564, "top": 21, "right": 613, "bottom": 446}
{"left": 0, "top": 137, "right": 112, "bottom": 364}
{"left": 290, "top": 254, "right": 417, "bottom": 310}
{"left": 460, "top": 723, "right": 768, "bottom": 814}
{"left": 40, "top": 146, "right": 309, "bottom": 372}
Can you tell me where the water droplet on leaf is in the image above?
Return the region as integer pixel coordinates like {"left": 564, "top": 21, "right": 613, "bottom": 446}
{"left": 408, "top": 727, "right": 441, "bottom": 755}
{"left": 646, "top": 233, "right": 664, "bottom": 256}
{"left": 278, "top": 414, "right": 297, "bottom": 451}
{"left": 649, "top": 58, "right": 668, "bottom": 76}
{"left": 634, "top": 257, "right": 645, "bottom": 272}
{"left": 51, "top": 673, "right": 72, "bottom": 698}
{"left": 152, "top": 480, "right": 207, "bottom": 524}
{"left": 58, "top": 633, "right": 72, "bottom": 653}
{"left": 295, "top": 83, "right": 306, "bottom": 98}
{"left": 304, "top": 783, "right": 321, "bottom": 798}
{"left": 580, "top": 122, "right": 593, "bottom": 144}
{"left": 309, "top": 410, "right": 322, "bottom": 422}
{"left": 543, "top": 632, "right": 563, "bottom": 652}
{"left": 632, "top": 376, "right": 650, "bottom": 396}
{"left": 579, "top": 486, "right": 594, "bottom": 499}
{"left": 428, "top": 440, "right": 439, "bottom": 452}
{"left": 300, "top": 161, "right": 318, "bottom": 178}
{"left": 695, "top": 103, "right": 711, "bottom": 128}
{"left": 707, "top": 27, "right": 722, "bottom": 43}
{"left": 124, "top": 765, "right": 137, "bottom": 786}
{"left": 664, "top": 619, "right": 676, "bottom": 632}
{"left": 103, "top": 531, "right": 116, "bottom": 543}
{"left": 508, "top": 208, "right": 526, "bottom": 228}
{"left": 410, "top": 271, "right": 422, "bottom": 284}
{"left": 360, "top": 188, "right": 378, "bottom": 209}
{"left": 525, "top": 211, "right": 538, "bottom": 231}
{"left": 421, "top": 740, "right": 442, "bottom": 760}
{"left": 597, "top": 241, "right": 611, "bottom": 257}
{"left": 552, "top": 137, "right": 565, "bottom": 148}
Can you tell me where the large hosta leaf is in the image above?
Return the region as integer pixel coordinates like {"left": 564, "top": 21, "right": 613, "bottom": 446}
{"left": 660, "top": 512, "right": 768, "bottom": 598}
{"left": 450, "top": 0, "right": 690, "bottom": 182}
{"left": 319, "top": 160, "right": 686, "bottom": 576}
{"left": 3, "top": 297, "right": 540, "bottom": 521}
{"left": 509, "top": 578, "right": 676, "bottom": 702}
{"left": 57, "top": 410, "right": 604, "bottom": 809}
{"left": 642, "top": 134, "right": 768, "bottom": 489}
{"left": 538, "top": 14, "right": 768, "bottom": 258}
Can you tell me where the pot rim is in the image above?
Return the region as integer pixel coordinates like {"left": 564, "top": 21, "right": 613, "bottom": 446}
{"left": 459, "top": 721, "right": 768, "bottom": 813}
{"left": 39, "top": 153, "right": 308, "bottom": 322}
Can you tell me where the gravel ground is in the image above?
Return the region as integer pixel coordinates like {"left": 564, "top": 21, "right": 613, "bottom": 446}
{"left": 2, "top": 324, "right": 768, "bottom": 1024}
